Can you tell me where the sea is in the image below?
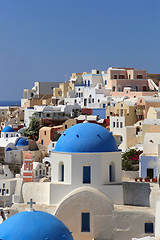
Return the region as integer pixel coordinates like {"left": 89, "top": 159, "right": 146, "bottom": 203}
{"left": 0, "top": 100, "right": 21, "bottom": 107}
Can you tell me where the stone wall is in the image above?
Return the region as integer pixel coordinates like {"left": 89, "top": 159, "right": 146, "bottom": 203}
{"left": 123, "top": 182, "right": 151, "bottom": 207}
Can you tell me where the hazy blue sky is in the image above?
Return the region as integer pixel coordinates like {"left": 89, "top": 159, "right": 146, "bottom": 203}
{"left": 0, "top": 0, "right": 160, "bottom": 100}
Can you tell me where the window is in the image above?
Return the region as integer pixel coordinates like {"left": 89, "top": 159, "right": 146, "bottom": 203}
{"left": 81, "top": 93, "right": 83, "bottom": 97}
{"left": 112, "top": 86, "right": 116, "bottom": 91}
{"left": 84, "top": 80, "right": 86, "bottom": 86}
{"left": 88, "top": 80, "right": 90, "bottom": 86}
{"left": 120, "top": 122, "right": 123, "bottom": 128}
{"left": 39, "top": 170, "right": 42, "bottom": 175}
{"left": 81, "top": 212, "right": 90, "bottom": 232}
{"left": 109, "top": 162, "right": 115, "bottom": 182}
{"left": 113, "top": 122, "right": 115, "bottom": 128}
{"left": 120, "top": 109, "right": 123, "bottom": 116}
{"left": 6, "top": 134, "right": 8, "bottom": 138}
{"left": 78, "top": 88, "right": 81, "bottom": 91}
{"left": 65, "top": 125, "right": 67, "bottom": 129}
{"left": 88, "top": 99, "right": 91, "bottom": 103}
{"left": 58, "top": 91, "right": 60, "bottom": 95}
{"left": 44, "top": 131, "right": 46, "bottom": 135}
{"left": 145, "top": 223, "right": 154, "bottom": 233}
{"left": 117, "top": 122, "right": 119, "bottom": 128}
{"left": 97, "top": 70, "right": 100, "bottom": 74}
{"left": 6, "top": 189, "right": 9, "bottom": 194}
{"left": 92, "top": 99, "right": 94, "bottom": 103}
{"left": 121, "top": 104, "right": 123, "bottom": 107}
{"left": 119, "top": 75, "right": 124, "bottom": 79}
{"left": 3, "top": 183, "right": 5, "bottom": 189}
{"left": 103, "top": 104, "right": 106, "bottom": 108}
{"left": 59, "top": 162, "right": 64, "bottom": 182}
{"left": 83, "top": 165, "right": 91, "bottom": 184}
{"left": 79, "top": 93, "right": 81, "bottom": 98}
{"left": 105, "top": 80, "right": 107, "bottom": 85}
{"left": 134, "top": 85, "right": 139, "bottom": 91}
{"left": 98, "top": 99, "right": 100, "bottom": 103}
{"left": 129, "top": 74, "right": 131, "bottom": 79}
{"left": 114, "top": 75, "right": 117, "bottom": 79}
{"left": 137, "top": 74, "right": 142, "bottom": 79}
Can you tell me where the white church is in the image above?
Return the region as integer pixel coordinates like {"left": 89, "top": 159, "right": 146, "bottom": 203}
{"left": 15, "top": 122, "right": 154, "bottom": 240}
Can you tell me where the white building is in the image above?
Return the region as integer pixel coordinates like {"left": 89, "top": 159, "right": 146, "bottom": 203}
{"left": 0, "top": 126, "right": 28, "bottom": 164}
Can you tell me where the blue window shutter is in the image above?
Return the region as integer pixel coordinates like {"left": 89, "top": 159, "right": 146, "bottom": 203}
{"left": 83, "top": 166, "right": 91, "bottom": 183}
{"left": 145, "top": 223, "right": 154, "bottom": 233}
{"left": 61, "top": 164, "right": 64, "bottom": 181}
{"left": 109, "top": 165, "right": 112, "bottom": 182}
{"left": 82, "top": 213, "right": 90, "bottom": 232}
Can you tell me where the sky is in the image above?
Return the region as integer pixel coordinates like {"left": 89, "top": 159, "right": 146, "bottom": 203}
{"left": 0, "top": 0, "right": 160, "bottom": 100}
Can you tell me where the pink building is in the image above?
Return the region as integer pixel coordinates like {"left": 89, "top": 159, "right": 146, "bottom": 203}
{"left": 106, "top": 67, "right": 148, "bottom": 92}
{"left": 111, "top": 87, "right": 158, "bottom": 98}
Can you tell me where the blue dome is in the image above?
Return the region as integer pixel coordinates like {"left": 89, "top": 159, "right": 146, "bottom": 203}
{"left": 2, "top": 126, "right": 15, "bottom": 133}
{"left": 0, "top": 211, "right": 74, "bottom": 240}
{"left": 16, "top": 138, "right": 29, "bottom": 146}
{"left": 54, "top": 123, "right": 118, "bottom": 153}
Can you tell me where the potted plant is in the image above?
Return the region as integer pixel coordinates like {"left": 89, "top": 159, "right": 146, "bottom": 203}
{"left": 139, "top": 177, "right": 143, "bottom": 182}
{"left": 145, "top": 176, "right": 150, "bottom": 182}
{"left": 152, "top": 177, "right": 158, "bottom": 182}
{"left": 135, "top": 177, "right": 138, "bottom": 182}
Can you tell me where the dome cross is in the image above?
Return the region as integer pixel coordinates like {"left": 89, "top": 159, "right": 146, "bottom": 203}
{"left": 27, "top": 199, "right": 36, "bottom": 212}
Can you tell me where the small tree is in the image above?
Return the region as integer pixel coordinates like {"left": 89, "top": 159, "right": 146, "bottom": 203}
{"left": 23, "top": 118, "right": 41, "bottom": 140}
{"left": 122, "top": 148, "right": 142, "bottom": 171}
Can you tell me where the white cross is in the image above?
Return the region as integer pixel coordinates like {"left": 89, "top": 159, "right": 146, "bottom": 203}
{"left": 27, "top": 199, "right": 36, "bottom": 212}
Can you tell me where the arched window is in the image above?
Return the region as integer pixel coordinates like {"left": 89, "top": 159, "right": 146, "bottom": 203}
{"left": 81, "top": 209, "right": 90, "bottom": 232}
{"left": 145, "top": 222, "right": 154, "bottom": 233}
{"left": 109, "top": 162, "right": 115, "bottom": 182}
{"left": 83, "top": 163, "right": 91, "bottom": 184}
{"left": 84, "top": 80, "right": 87, "bottom": 86}
{"left": 105, "top": 80, "right": 107, "bottom": 85}
{"left": 59, "top": 161, "right": 64, "bottom": 182}
{"left": 88, "top": 80, "right": 90, "bottom": 86}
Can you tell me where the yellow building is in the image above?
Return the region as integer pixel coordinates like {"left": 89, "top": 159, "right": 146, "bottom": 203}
{"left": 53, "top": 82, "right": 69, "bottom": 98}
{"left": 115, "top": 101, "right": 137, "bottom": 126}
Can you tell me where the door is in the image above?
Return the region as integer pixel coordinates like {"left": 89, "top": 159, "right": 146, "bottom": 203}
{"left": 84, "top": 99, "right": 87, "bottom": 107}
{"left": 147, "top": 168, "right": 153, "bottom": 179}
